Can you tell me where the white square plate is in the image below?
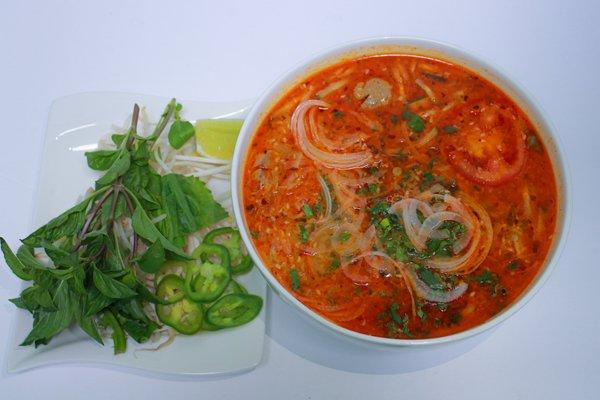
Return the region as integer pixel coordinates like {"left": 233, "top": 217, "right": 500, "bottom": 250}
{"left": 5, "top": 92, "right": 266, "bottom": 376}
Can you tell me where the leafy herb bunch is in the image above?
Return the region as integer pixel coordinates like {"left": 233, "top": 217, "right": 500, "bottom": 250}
{"left": 1, "top": 100, "right": 227, "bottom": 352}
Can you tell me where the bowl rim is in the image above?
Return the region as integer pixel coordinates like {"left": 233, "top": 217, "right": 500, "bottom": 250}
{"left": 231, "top": 36, "right": 572, "bottom": 346}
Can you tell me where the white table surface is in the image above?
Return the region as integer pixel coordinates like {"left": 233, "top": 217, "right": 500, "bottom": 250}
{"left": 0, "top": 1, "right": 598, "bottom": 399}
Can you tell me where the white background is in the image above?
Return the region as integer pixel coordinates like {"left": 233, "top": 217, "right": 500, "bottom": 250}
{"left": 1, "top": 1, "right": 599, "bottom": 399}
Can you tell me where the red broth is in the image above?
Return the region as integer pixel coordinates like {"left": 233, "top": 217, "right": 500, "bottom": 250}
{"left": 243, "top": 55, "right": 557, "bottom": 339}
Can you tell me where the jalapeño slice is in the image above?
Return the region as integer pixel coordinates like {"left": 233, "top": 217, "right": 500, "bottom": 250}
{"left": 203, "top": 227, "right": 253, "bottom": 275}
{"left": 205, "top": 293, "right": 263, "bottom": 328}
{"left": 156, "top": 298, "right": 203, "bottom": 335}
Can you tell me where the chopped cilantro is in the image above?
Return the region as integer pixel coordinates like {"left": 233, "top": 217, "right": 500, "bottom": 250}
{"left": 472, "top": 269, "right": 495, "bottom": 285}
{"left": 450, "top": 312, "right": 462, "bottom": 324}
{"left": 339, "top": 231, "right": 351, "bottom": 242}
{"left": 416, "top": 301, "right": 427, "bottom": 321}
{"left": 369, "top": 201, "right": 390, "bottom": 215}
{"left": 329, "top": 256, "right": 341, "bottom": 271}
{"left": 506, "top": 260, "right": 521, "bottom": 270}
{"left": 402, "top": 109, "right": 425, "bottom": 133}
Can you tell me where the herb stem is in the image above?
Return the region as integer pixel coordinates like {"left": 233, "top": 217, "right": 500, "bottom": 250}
{"left": 150, "top": 98, "right": 176, "bottom": 146}
{"left": 126, "top": 104, "right": 140, "bottom": 149}
{"left": 74, "top": 187, "right": 115, "bottom": 250}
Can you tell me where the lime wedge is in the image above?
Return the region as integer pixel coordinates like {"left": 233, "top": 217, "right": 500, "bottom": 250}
{"left": 195, "top": 119, "right": 244, "bottom": 160}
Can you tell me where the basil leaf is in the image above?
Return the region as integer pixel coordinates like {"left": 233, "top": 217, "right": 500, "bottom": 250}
{"left": 85, "top": 149, "right": 119, "bottom": 171}
{"left": 168, "top": 120, "right": 195, "bottom": 149}
{"left": 84, "top": 287, "right": 115, "bottom": 317}
{"left": 118, "top": 313, "right": 157, "bottom": 344}
{"left": 131, "top": 205, "right": 189, "bottom": 259}
{"left": 92, "top": 267, "right": 138, "bottom": 299}
{"left": 111, "top": 134, "right": 126, "bottom": 146}
{"left": 137, "top": 241, "right": 165, "bottom": 273}
{"left": 96, "top": 152, "right": 131, "bottom": 188}
{"left": 77, "top": 314, "right": 103, "bottom": 344}
{"left": 21, "top": 285, "right": 56, "bottom": 311}
{"left": 1, "top": 238, "right": 33, "bottom": 280}
{"left": 16, "top": 245, "right": 46, "bottom": 272}
{"left": 21, "top": 281, "right": 73, "bottom": 346}
{"left": 22, "top": 194, "right": 95, "bottom": 247}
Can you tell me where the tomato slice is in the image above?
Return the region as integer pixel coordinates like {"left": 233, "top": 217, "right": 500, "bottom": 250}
{"left": 445, "top": 106, "right": 527, "bottom": 186}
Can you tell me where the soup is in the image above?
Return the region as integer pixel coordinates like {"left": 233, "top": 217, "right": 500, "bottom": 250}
{"left": 242, "top": 54, "right": 557, "bottom": 339}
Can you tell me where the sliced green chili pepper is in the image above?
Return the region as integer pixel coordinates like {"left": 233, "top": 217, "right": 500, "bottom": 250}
{"left": 184, "top": 262, "right": 231, "bottom": 303}
{"left": 192, "top": 242, "right": 230, "bottom": 269}
{"left": 156, "top": 274, "right": 185, "bottom": 304}
{"left": 154, "top": 260, "right": 189, "bottom": 285}
{"left": 205, "top": 293, "right": 263, "bottom": 328}
{"left": 203, "top": 227, "right": 253, "bottom": 275}
{"left": 156, "top": 298, "right": 203, "bottom": 335}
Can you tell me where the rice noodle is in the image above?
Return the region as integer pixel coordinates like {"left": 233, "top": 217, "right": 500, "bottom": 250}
{"left": 290, "top": 100, "right": 372, "bottom": 169}
{"left": 316, "top": 79, "right": 348, "bottom": 99}
{"left": 415, "top": 78, "right": 437, "bottom": 103}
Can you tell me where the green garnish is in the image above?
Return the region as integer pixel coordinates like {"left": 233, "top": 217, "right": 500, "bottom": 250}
{"left": 507, "top": 260, "right": 521, "bottom": 270}
{"left": 442, "top": 125, "right": 459, "bottom": 134}
{"left": 527, "top": 134, "right": 542, "bottom": 152}
{"left": 299, "top": 225, "right": 309, "bottom": 243}
{"left": 167, "top": 102, "right": 195, "bottom": 149}
{"left": 379, "top": 218, "right": 391, "bottom": 229}
{"left": 339, "top": 231, "right": 351, "bottom": 242}
{"left": 0, "top": 100, "right": 262, "bottom": 354}
{"left": 290, "top": 269, "right": 301, "bottom": 291}
{"left": 332, "top": 110, "right": 344, "bottom": 119}
{"left": 329, "top": 256, "right": 341, "bottom": 271}
{"left": 302, "top": 204, "right": 314, "bottom": 218}
{"left": 402, "top": 109, "right": 425, "bottom": 133}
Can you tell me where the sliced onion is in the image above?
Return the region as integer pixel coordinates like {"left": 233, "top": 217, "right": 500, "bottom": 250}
{"left": 389, "top": 198, "right": 433, "bottom": 251}
{"left": 317, "top": 174, "right": 333, "bottom": 218}
{"left": 291, "top": 100, "right": 372, "bottom": 170}
{"left": 424, "top": 195, "right": 492, "bottom": 274}
{"left": 417, "top": 211, "right": 465, "bottom": 245}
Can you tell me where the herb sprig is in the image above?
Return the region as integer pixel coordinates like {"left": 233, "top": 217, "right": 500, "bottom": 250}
{"left": 1, "top": 100, "right": 227, "bottom": 353}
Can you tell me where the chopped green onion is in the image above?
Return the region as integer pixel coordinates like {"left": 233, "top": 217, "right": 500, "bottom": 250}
{"left": 299, "top": 225, "right": 309, "bottom": 243}
{"left": 290, "top": 269, "right": 301, "bottom": 291}
{"left": 442, "top": 125, "right": 458, "bottom": 134}
{"left": 302, "top": 204, "right": 314, "bottom": 218}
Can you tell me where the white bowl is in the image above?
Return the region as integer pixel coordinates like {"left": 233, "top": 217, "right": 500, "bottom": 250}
{"left": 231, "top": 37, "right": 571, "bottom": 347}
